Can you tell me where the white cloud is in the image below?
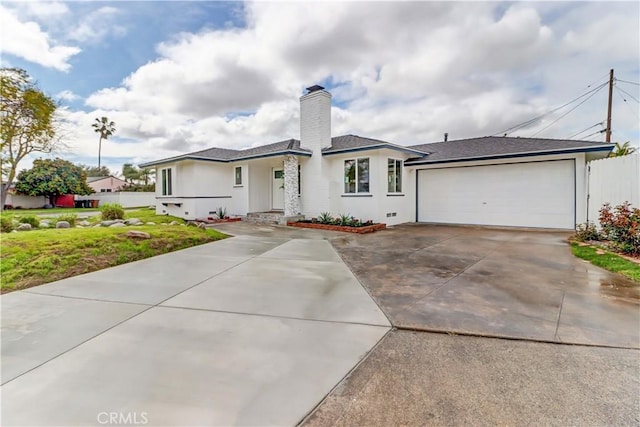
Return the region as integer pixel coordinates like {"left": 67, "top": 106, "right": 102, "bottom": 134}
{"left": 0, "top": 5, "right": 80, "bottom": 71}
{"left": 56, "top": 90, "right": 80, "bottom": 102}
{"left": 67, "top": 6, "right": 127, "bottom": 43}
{"left": 73, "top": 1, "right": 639, "bottom": 166}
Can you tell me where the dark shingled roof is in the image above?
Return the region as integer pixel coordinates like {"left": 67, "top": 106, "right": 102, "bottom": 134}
{"left": 324, "top": 135, "right": 429, "bottom": 156}
{"left": 405, "top": 136, "right": 614, "bottom": 164}
{"left": 139, "top": 139, "right": 311, "bottom": 167}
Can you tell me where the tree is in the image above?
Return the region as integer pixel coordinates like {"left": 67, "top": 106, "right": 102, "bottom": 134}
{"left": 139, "top": 167, "right": 155, "bottom": 185}
{"left": 1, "top": 68, "right": 60, "bottom": 210}
{"left": 609, "top": 141, "right": 637, "bottom": 157}
{"left": 122, "top": 163, "right": 141, "bottom": 184}
{"left": 14, "top": 158, "right": 93, "bottom": 206}
{"left": 78, "top": 163, "right": 111, "bottom": 177}
{"left": 92, "top": 116, "right": 115, "bottom": 168}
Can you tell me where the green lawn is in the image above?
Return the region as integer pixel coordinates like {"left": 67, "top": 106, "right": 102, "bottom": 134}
{"left": 1, "top": 210, "right": 227, "bottom": 292}
{"left": 571, "top": 243, "right": 640, "bottom": 282}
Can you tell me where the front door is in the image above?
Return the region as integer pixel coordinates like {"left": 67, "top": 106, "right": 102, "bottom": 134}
{"left": 272, "top": 168, "right": 284, "bottom": 210}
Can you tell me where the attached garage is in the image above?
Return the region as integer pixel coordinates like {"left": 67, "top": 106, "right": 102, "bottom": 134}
{"left": 417, "top": 159, "right": 576, "bottom": 229}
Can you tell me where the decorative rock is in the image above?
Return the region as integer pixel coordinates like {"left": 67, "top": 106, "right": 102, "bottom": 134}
{"left": 39, "top": 221, "right": 50, "bottom": 228}
{"left": 16, "top": 223, "right": 32, "bottom": 231}
{"left": 187, "top": 221, "right": 198, "bottom": 227}
{"left": 77, "top": 220, "right": 91, "bottom": 227}
{"left": 115, "top": 219, "right": 125, "bottom": 223}
{"left": 126, "top": 230, "right": 151, "bottom": 239}
{"left": 101, "top": 220, "right": 116, "bottom": 226}
{"left": 125, "top": 218, "right": 142, "bottom": 225}
{"left": 146, "top": 222, "right": 156, "bottom": 226}
{"left": 169, "top": 220, "right": 180, "bottom": 225}
{"left": 93, "top": 224, "right": 102, "bottom": 228}
{"left": 56, "top": 221, "right": 70, "bottom": 229}
{"left": 109, "top": 223, "right": 126, "bottom": 228}
{"left": 197, "top": 222, "right": 207, "bottom": 230}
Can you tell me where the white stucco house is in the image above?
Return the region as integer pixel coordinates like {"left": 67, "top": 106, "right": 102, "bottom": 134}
{"left": 140, "top": 85, "right": 614, "bottom": 230}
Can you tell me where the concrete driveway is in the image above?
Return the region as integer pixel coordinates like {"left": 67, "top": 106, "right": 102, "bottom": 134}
{"left": 1, "top": 228, "right": 390, "bottom": 426}
{"left": 330, "top": 224, "right": 639, "bottom": 348}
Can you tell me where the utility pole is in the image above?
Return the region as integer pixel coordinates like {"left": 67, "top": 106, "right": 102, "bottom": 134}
{"left": 606, "top": 68, "right": 614, "bottom": 143}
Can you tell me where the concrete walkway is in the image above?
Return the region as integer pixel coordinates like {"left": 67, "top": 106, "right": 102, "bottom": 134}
{"left": 1, "top": 231, "right": 390, "bottom": 425}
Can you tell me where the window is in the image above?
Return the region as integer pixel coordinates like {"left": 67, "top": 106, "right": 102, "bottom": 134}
{"left": 100, "top": 189, "right": 112, "bottom": 193}
{"left": 161, "top": 168, "right": 173, "bottom": 196}
{"left": 344, "top": 158, "right": 370, "bottom": 193}
{"left": 388, "top": 159, "right": 403, "bottom": 193}
{"left": 234, "top": 166, "right": 243, "bottom": 186}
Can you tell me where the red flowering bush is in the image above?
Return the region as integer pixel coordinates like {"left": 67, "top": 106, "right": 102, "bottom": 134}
{"left": 598, "top": 202, "right": 640, "bottom": 255}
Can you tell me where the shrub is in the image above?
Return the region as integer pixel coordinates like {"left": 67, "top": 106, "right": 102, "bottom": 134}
{"left": 1, "top": 217, "right": 14, "bottom": 233}
{"left": 18, "top": 215, "right": 40, "bottom": 228}
{"left": 100, "top": 203, "right": 125, "bottom": 220}
{"left": 574, "top": 222, "right": 601, "bottom": 242}
{"left": 338, "top": 213, "right": 351, "bottom": 226}
{"left": 599, "top": 202, "right": 640, "bottom": 255}
{"left": 56, "top": 213, "right": 78, "bottom": 227}
{"left": 318, "top": 212, "right": 333, "bottom": 224}
{"left": 214, "top": 207, "right": 227, "bottom": 220}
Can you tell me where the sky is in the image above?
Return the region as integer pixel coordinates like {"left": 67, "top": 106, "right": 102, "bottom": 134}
{"left": 1, "top": 1, "right": 639, "bottom": 177}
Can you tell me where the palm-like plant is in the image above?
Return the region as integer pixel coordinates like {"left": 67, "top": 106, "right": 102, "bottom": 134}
{"left": 610, "top": 141, "right": 637, "bottom": 157}
{"left": 92, "top": 117, "right": 116, "bottom": 168}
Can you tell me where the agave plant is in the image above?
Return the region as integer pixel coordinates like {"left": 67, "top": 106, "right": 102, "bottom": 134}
{"left": 318, "top": 212, "right": 333, "bottom": 224}
{"left": 215, "top": 207, "right": 227, "bottom": 219}
{"left": 338, "top": 213, "right": 351, "bottom": 226}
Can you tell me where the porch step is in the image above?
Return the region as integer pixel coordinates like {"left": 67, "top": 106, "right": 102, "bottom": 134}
{"left": 246, "top": 211, "right": 284, "bottom": 225}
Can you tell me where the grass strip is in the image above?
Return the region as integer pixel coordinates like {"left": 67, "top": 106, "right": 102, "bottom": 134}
{"left": 571, "top": 243, "right": 640, "bottom": 282}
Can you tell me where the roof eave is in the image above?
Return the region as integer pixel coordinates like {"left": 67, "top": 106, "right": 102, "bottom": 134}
{"left": 404, "top": 145, "right": 614, "bottom": 166}
{"left": 323, "top": 144, "right": 428, "bottom": 157}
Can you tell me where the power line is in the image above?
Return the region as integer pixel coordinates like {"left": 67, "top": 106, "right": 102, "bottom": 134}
{"left": 582, "top": 129, "right": 606, "bottom": 140}
{"left": 492, "top": 81, "right": 608, "bottom": 136}
{"left": 615, "top": 85, "right": 640, "bottom": 103}
{"left": 617, "top": 79, "right": 640, "bottom": 86}
{"left": 614, "top": 86, "right": 640, "bottom": 117}
{"left": 529, "top": 83, "right": 607, "bottom": 137}
{"left": 566, "top": 122, "right": 604, "bottom": 139}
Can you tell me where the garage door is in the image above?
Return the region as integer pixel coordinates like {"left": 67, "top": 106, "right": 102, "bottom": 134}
{"left": 417, "top": 160, "right": 575, "bottom": 229}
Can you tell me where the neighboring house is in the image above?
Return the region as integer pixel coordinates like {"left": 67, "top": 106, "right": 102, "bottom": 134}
{"left": 140, "top": 85, "right": 614, "bottom": 229}
{"left": 87, "top": 176, "right": 127, "bottom": 193}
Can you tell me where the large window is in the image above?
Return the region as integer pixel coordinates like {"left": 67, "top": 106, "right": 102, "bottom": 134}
{"left": 344, "top": 158, "right": 370, "bottom": 193}
{"left": 161, "top": 168, "right": 173, "bottom": 196}
{"left": 388, "top": 159, "right": 403, "bottom": 193}
{"left": 234, "top": 166, "right": 243, "bottom": 186}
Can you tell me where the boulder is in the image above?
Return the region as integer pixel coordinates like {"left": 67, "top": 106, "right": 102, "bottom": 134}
{"left": 101, "top": 220, "right": 116, "bottom": 227}
{"left": 125, "top": 218, "right": 142, "bottom": 225}
{"left": 169, "top": 220, "right": 180, "bottom": 225}
{"left": 16, "top": 223, "right": 32, "bottom": 231}
{"left": 56, "top": 221, "right": 70, "bottom": 229}
{"left": 38, "top": 221, "right": 50, "bottom": 228}
{"left": 197, "top": 222, "right": 207, "bottom": 230}
{"left": 146, "top": 222, "right": 156, "bottom": 226}
{"left": 126, "top": 230, "right": 151, "bottom": 239}
{"left": 109, "top": 223, "right": 126, "bottom": 228}
{"left": 93, "top": 224, "right": 102, "bottom": 228}
{"left": 187, "top": 221, "right": 198, "bottom": 227}
{"left": 77, "top": 220, "right": 91, "bottom": 227}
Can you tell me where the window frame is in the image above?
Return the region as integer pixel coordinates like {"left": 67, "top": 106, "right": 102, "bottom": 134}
{"left": 161, "top": 167, "right": 173, "bottom": 196}
{"left": 234, "top": 166, "right": 243, "bottom": 186}
{"left": 344, "top": 157, "right": 370, "bottom": 194}
{"left": 387, "top": 158, "right": 403, "bottom": 194}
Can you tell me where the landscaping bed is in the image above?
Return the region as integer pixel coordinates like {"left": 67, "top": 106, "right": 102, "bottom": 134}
{"left": 0, "top": 208, "right": 228, "bottom": 292}
{"left": 288, "top": 221, "right": 386, "bottom": 234}
{"left": 195, "top": 217, "right": 242, "bottom": 224}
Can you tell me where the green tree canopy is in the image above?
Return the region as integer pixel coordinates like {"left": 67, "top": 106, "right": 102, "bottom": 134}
{"left": 1, "top": 68, "right": 61, "bottom": 210}
{"left": 78, "top": 164, "right": 111, "bottom": 177}
{"left": 15, "top": 158, "right": 93, "bottom": 206}
{"left": 122, "top": 163, "right": 141, "bottom": 183}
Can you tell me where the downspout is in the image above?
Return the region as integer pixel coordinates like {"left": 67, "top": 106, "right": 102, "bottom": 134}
{"left": 586, "top": 164, "right": 591, "bottom": 223}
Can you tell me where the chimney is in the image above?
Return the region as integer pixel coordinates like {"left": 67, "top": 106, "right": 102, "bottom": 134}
{"left": 300, "top": 85, "right": 331, "bottom": 152}
{"left": 444, "top": 133, "right": 448, "bottom": 142}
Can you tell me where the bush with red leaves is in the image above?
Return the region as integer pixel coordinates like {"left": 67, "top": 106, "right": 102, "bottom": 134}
{"left": 598, "top": 202, "right": 640, "bottom": 255}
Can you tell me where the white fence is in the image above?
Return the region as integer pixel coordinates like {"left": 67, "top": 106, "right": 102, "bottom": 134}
{"left": 4, "top": 194, "right": 48, "bottom": 209}
{"left": 76, "top": 192, "right": 156, "bottom": 208}
{"left": 587, "top": 153, "right": 640, "bottom": 223}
